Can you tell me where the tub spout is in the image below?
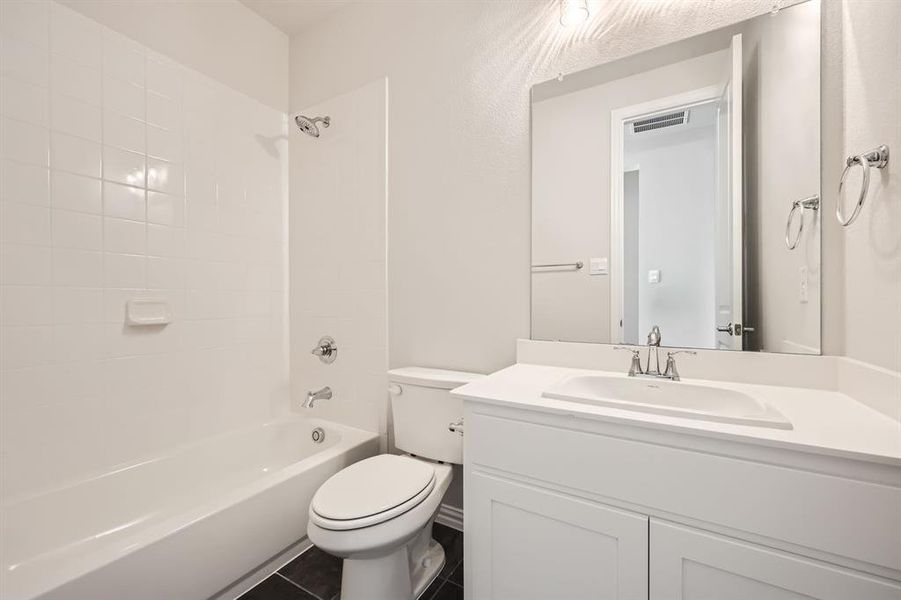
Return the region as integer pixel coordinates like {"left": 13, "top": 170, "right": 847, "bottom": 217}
{"left": 303, "top": 386, "right": 332, "bottom": 408}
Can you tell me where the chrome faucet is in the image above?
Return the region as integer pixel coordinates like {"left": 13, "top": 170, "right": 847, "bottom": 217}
{"left": 303, "top": 386, "right": 332, "bottom": 408}
{"left": 646, "top": 325, "right": 662, "bottom": 376}
{"left": 614, "top": 326, "right": 696, "bottom": 381}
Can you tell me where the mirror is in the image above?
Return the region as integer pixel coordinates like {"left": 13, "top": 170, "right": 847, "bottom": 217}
{"left": 531, "top": 0, "right": 821, "bottom": 353}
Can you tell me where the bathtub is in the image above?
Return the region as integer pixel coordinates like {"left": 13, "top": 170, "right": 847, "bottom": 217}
{"left": 0, "top": 417, "right": 380, "bottom": 600}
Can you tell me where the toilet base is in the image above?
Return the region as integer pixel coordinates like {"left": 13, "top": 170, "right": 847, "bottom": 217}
{"left": 339, "top": 521, "right": 446, "bottom": 600}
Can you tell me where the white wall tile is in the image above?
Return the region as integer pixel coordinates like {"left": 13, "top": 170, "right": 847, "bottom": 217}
{"left": 103, "top": 76, "right": 145, "bottom": 121}
{"left": 147, "top": 224, "right": 186, "bottom": 258}
{"left": 1, "top": 3, "right": 288, "bottom": 500}
{"left": 102, "top": 111, "right": 145, "bottom": 154}
{"left": 102, "top": 181, "right": 145, "bottom": 221}
{"left": 1, "top": 75, "right": 49, "bottom": 126}
{"left": 51, "top": 209, "right": 102, "bottom": 250}
{"left": 51, "top": 171, "right": 101, "bottom": 213}
{"left": 1, "top": 117, "right": 49, "bottom": 166}
{"left": 1, "top": 201, "right": 51, "bottom": 245}
{"left": 50, "top": 54, "right": 101, "bottom": 105}
{"left": 1, "top": 325, "right": 53, "bottom": 369}
{"left": 147, "top": 92, "right": 181, "bottom": 132}
{"left": 0, "top": 285, "right": 53, "bottom": 326}
{"left": 104, "top": 217, "right": 146, "bottom": 255}
{"left": 103, "top": 252, "right": 145, "bottom": 288}
{"left": 102, "top": 145, "right": 145, "bottom": 187}
{"left": 51, "top": 93, "right": 102, "bottom": 141}
{"left": 52, "top": 248, "right": 103, "bottom": 287}
{"left": 146, "top": 55, "right": 183, "bottom": 100}
{"left": 1, "top": 160, "right": 49, "bottom": 205}
{"left": 0, "top": 1, "right": 50, "bottom": 49}
{"left": 0, "top": 243, "right": 51, "bottom": 285}
{"left": 102, "top": 33, "right": 144, "bottom": 87}
{"left": 147, "top": 158, "right": 184, "bottom": 196}
{"left": 50, "top": 131, "right": 100, "bottom": 177}
{"left": 1, "top": 35, "right": 49, "bottom": 88}
{"left": 52, "top": 287, "right": 104, "bottom": 323}
{"left": 147, "top": 191, "right": 184, "bottom": 226}
{"left": 147, "top": 125, "right": 182, "bottom": 162}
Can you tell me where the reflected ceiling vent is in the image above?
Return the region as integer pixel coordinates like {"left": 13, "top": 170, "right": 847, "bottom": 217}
{"left": 632, "top": 110, "right": 689, "bottom": 133}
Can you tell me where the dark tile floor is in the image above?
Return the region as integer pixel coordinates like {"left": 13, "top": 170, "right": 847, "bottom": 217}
{"left": 239, "top": 523, "right": 463, "bottom": 600}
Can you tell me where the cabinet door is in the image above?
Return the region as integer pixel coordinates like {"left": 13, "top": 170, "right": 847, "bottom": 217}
{"left": 650, "top": 520, "right": 901, "bottom": 600}
{"left": 466, "top": 472, "right": 648, "bottom": 600}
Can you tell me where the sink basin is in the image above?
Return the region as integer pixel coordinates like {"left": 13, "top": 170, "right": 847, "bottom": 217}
{"left": 542, "top": 375, "right": 792, "bottom": 429}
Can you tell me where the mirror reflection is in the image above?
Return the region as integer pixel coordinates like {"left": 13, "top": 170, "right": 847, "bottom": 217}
{"left": 531, "top": 0, "right": 821, "bottom": 353}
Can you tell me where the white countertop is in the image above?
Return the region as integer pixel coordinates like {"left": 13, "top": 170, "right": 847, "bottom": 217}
{"left": 453, "top": 363, "right": 901, "bottom": 467}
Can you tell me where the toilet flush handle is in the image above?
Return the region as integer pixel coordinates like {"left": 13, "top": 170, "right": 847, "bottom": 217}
{"left": 388, "top": 383, "right": 403, "bottom": 395}
{"left": 448, "top": 420, "right": 464, "bottom": 435}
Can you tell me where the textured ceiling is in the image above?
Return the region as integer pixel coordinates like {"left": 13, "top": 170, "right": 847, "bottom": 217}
{"left": 240, "top": 0, "right": 351, "bottom": 35}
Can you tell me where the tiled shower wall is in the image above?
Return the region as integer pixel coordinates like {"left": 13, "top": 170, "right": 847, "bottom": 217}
{"left": 0, "top": 1, "right": 289, "bottom": 501}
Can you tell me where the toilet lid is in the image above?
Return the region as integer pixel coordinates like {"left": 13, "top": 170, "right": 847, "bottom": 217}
{"left": 311, "top": 455, "right": 436, "bottom": 521}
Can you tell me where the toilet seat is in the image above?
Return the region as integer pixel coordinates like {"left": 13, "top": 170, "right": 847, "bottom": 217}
{"left": 310, "top": 455, "right": 436, "bottom": 531}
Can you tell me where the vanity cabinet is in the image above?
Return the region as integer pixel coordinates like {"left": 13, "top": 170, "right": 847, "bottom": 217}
{"left": 463, "top": 402, "right": 901, "bottom": 599}
{"left": 467, "top": 471, "right": 648, "bottom": 599}
{"left": 650, "top": 521, "right": 901, "bottom": 600}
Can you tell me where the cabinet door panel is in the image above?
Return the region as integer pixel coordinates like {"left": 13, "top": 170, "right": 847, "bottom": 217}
{"left": 467, "top": 472, "right": 647, "bottom": 600}
{"left": 650, "top": 520, "right": 901, "bottom": 600}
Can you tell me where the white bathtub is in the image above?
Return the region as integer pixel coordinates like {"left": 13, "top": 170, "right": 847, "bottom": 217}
{"left": 0, "top": 417, "right": 379, "bottom": 600}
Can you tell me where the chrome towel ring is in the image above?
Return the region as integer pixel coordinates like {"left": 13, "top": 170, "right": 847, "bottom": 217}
{"left": 785, "top": 195, "right": 819, "bottom": 250}
{"left": 836, "top": 145, "right": 890, "bottom": 227}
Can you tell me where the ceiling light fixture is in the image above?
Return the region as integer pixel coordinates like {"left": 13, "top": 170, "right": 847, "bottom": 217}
{"left": 560, "top": 0, "right": 590, "bottom": 27}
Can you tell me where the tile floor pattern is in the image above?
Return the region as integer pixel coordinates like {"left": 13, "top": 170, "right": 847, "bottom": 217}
{"left": 239, "top": 524, "right": 463, "bottom": 600}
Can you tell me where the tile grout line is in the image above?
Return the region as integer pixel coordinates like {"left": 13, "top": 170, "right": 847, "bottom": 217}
{"left": 274, "top": 571, "right": 325, "bottom": 600}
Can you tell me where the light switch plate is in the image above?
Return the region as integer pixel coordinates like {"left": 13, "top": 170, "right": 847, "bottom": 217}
{"left": 589, "top": 257, "right": 608, "bottom": 275}
{"left": 648, "top": 269, "right": 660, "bottom": 284}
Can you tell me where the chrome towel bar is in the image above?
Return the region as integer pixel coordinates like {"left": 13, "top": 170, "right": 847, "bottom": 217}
{"left": 784, "top": 195, "right": 819, "bottom": 250}
{"left": 531, "top": 261, "right": 583, "bottom": 271}
{"left": 836, "top": 145, "right": 889, "bottom": 227}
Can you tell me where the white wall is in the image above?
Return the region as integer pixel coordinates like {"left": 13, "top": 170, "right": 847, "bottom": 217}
{"left": 625, "top": 123, "right": 718, "bottom": 349}
{"left": 58, "top": 0, "right": 288, "bottom": 112}
{"left": 839, "top": 0, "right": 901, "bottom": 372}
{"left": 0, "top": 1, "right": 288, "bottom": 500}
{"left": 531, "top": 50, "right": 728, "bottom": 344}
{"left": 289, "top": 79, "right": 388, "bottom": 440}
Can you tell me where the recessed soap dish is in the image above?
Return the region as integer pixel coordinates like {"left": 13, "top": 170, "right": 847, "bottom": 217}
{"left": 126, "top": 298, "right": 172, "bottom": 326}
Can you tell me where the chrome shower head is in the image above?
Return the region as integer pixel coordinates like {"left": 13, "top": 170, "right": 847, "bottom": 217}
{"left": 294, "top": 114, "right": 330, "bottom": 138}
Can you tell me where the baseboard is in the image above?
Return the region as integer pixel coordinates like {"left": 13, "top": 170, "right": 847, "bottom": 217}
{"left": 436, "top": 503, "right": 464, "bottom": 531}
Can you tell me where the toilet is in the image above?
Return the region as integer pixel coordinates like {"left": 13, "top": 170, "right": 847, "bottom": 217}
{"left": 307, "top": 367, "right": 483, "bottom": 600}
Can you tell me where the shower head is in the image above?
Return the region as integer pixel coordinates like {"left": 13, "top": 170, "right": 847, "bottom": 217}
{"left": 295, "top": 114, "right": 330, "bottom": 138}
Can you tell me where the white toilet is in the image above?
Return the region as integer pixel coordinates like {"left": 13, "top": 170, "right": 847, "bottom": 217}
{"left": 307, "top": 367, "right": 482, "bottom": 600}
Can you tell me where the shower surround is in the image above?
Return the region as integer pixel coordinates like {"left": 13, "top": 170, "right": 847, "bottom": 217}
{"left": 1, "top": 1, "right": 288, "bottom": 516}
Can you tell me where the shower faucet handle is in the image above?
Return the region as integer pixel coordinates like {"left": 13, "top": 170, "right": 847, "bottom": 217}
{"left": 311, "top": 336, "right": 337, "bottom": 363}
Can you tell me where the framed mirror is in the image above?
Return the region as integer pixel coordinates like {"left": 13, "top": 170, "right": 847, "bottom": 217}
{"left": 530, "top": 0, "right": 821, "bottom": 353}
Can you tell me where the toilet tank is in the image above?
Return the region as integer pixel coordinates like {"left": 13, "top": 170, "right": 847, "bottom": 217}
{"left": 388, "top": 367, "right": 484, "bottom": 464}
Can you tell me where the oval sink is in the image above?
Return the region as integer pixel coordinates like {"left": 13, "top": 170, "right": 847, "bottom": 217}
{"left": 542, "top": 375, "right": 792, "bottom": 429}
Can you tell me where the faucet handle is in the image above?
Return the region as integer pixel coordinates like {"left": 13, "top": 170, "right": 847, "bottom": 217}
{"left": 613, "top": 345, "right": 641, "bottom": 357}
{"left": 666, "top": 350, "right": 697, "bottom": 357}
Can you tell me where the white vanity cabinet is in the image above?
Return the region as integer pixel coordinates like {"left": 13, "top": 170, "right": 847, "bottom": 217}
{"left": 467, "top": 471, "right": 648, "bottom": 599}
{"left": 462, "top": 400, "right": 901, "bottom": 600}
{"left": 650, "top": 521, "right": 901, "bottom": 600}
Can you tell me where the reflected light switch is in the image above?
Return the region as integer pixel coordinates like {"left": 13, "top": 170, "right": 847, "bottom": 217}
{"left": 648, "top": 270, "right": 661, "bottom": 284}
{"left": 590, "top": 257, "right": 608, "bottom": 275}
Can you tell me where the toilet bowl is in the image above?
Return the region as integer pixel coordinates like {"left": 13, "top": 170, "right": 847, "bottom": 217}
{"left": 307, "top": 367, "right": 482, "bottom": 600}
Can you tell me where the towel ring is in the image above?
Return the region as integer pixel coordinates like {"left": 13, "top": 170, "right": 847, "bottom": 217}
{"left": 836, "top": 145, "right": 890, "bottom": 227}
{"left": 785, "top": 195, "right": 819, "bottom": 250}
